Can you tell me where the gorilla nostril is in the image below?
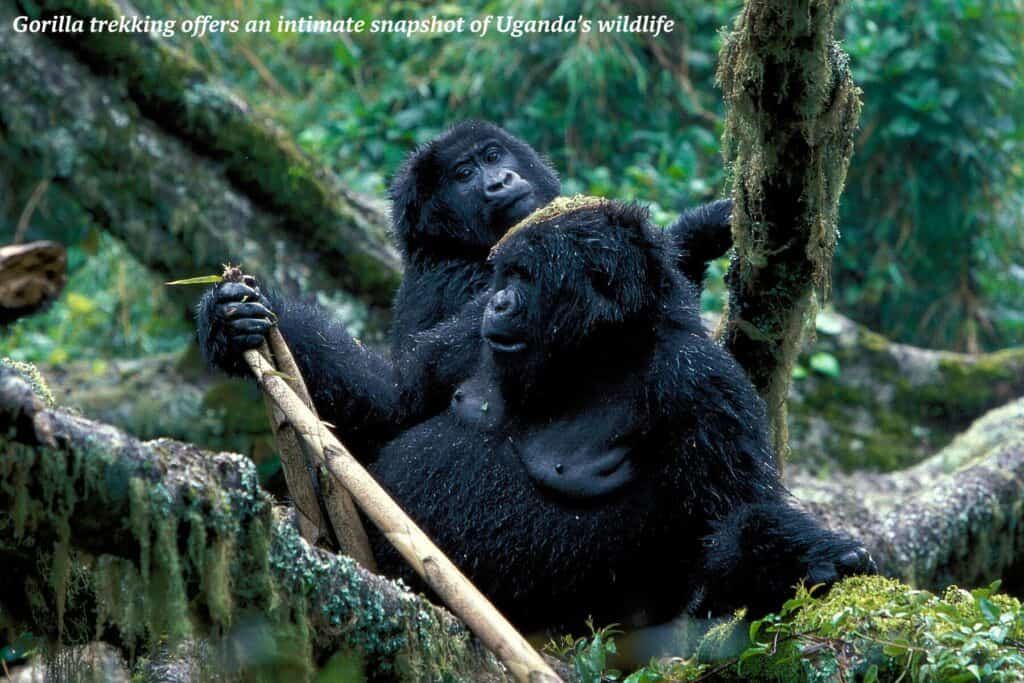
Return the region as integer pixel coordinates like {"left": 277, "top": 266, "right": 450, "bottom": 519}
{"left": 486, "top": 172, "right": 516, "bottom": 196}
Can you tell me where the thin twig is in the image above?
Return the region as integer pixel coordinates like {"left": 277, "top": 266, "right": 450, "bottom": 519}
{"left": 14, "top": 178, "right": 51, "bottom": 244}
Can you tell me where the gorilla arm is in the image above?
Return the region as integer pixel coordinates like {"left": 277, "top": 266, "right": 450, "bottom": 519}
{"left": 666, "top": 198, "right": 734, "bottom": 289}
{"left": 664, "top": 334, "right": 876, "bottom": 616}
{"left": 197, "top": 281, "right": 403, "bottom": 455}
{"left": 197, "top": 281, "right": 493, "bottom": 457}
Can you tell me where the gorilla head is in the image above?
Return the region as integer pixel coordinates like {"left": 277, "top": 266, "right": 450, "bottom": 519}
{"left": 389, "top": 120, "right": 560, "bottom": 257}
{"left": 480, "top": 197, "right": 690, "bottom": 400}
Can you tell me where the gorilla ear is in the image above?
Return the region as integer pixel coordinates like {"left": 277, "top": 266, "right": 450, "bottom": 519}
{"left": 585, "top": 202, "right": 662, "bottom": 318}
{"left": 389, "top": 145, "right": 443, "bottom": 253}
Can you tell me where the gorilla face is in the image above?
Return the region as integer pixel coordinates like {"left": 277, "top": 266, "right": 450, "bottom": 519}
{"left": 438, "top": 139, "right": 540, "bottom": 238}
{"left": 389, "top": 121, "right": 559, "bottom": 256}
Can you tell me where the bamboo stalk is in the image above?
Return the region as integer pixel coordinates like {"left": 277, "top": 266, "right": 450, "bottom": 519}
{"left": 254, "top": 330, "right": 377, "bottom": 570}
{"left": 243, "top": 348, "right": 562, "bottom": 683}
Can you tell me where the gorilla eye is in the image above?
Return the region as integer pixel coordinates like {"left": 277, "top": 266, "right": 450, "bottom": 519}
{"left": 483, "top": 146, "right": 501, "bottom": 164}
{"left": 454, "top": 165, "right": 474, "bottom": 182}
{"left": 509, "top": 265, "right": 532, "bottom": 283}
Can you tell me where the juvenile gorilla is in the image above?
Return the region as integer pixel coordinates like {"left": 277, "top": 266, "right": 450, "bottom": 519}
{"left": 197, "top": 121, "right": 733, "bottom": 455}
{"left": 367, "top": 198, "right": 874, "bottom": 630}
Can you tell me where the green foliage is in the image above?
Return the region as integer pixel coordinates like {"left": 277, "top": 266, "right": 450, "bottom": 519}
{"left": 129, "top": 0, "right": 738, "bottom": 239}
{"left": 741, "top": 577, "right": 1024, "bottom": 682}
{"left": 0, "top": 233, "right": 190, "bottom": 363}
{"left": 121, "top": 0, "right": 1021, "bottom": 352}
{"left": 545, "top": 619, "right": 625, "bottom": 682}
{"left": 10, "top": 0, "right": 1022, "bottom": 357}
{"left": 542, "top": 578, "right": 1024, "bottom": 681}
{"left": 808, "top": 352, "right": 841, "bottom": 378}
{"left": 836, "top": 0, "right": 1024, "bottom": 350}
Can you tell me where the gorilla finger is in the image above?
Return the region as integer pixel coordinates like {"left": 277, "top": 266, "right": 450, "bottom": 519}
{"left": 215, "top": 282, "right": 262, "bottom": 304}
{"left": 807, "top": 562, "right": 839, "bottom": 587}
{"left": 235, "top": 334, "right": 267, "bottom": 351}
{"left": 838, "top": 547, "right": 876, "bottom": 575}
{"left": 223, "top": 301, "right": 276, "bottom": 321}
{"left": 229, "top": 318, "right": 273, "bottom": 335}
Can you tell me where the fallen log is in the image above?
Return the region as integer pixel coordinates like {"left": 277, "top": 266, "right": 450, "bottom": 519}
{"left": 0, "top": 1, "right": 399, "bottom": 321}
{"left": 791, "top": 397, "right": 1024, "bottom": 591}
{"left": 788, "top": 311, "right": 1024, "bottom": 471}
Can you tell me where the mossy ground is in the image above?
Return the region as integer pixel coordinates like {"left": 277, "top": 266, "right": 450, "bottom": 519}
{"left": 564, "top": 576, "right": 1024, "bottom": 682}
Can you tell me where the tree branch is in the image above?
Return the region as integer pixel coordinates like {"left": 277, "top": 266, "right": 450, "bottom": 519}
{"left": 788, "top": 312, "right": 1024, "bottom": 471}
{"left": 791, "top": 396, "right": 1024, "bottom": 591}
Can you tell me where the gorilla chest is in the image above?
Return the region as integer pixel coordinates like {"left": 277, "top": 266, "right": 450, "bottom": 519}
{"left": 449, "top": 375, "right": 646, "bottom": 500}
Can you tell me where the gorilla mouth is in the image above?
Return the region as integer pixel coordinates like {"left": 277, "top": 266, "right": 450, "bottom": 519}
{"left": 500, "top": 190, "right": 532, "bottom": 209}
{"left": 484, "top": 332, "right": 527, "bottom": 353}
{"left": 497, "top": 192, "right": 536, "bottom": 224}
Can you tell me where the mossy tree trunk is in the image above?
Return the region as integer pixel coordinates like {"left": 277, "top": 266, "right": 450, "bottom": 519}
{"left": 791, "top": 396, "right": 1024, "bottom": 593}
{"left": 1, "top": 0, "right": 401, "bottom": 320}
{"left": 5, "top": 366, "right": 1024, "bottom": 678}
{"left": 716, "top": 0, "right": 862, "bottom": 461}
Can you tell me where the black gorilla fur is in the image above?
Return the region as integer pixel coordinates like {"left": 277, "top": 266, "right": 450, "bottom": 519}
{"left": 367, "top": 198, "right": 873, "bottom": 631}
{"left": 197, "top": 121, "right": 734, "bottom": 455}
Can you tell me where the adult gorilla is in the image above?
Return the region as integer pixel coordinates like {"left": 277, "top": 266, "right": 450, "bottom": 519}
{"left": 368, "top": 197, "right": 875, "bottom": 631}
{"left": 197, "top": 121, "right": 733, "bottom": 455}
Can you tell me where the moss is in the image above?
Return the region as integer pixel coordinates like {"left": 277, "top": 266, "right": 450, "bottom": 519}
{"left": 789, "top": 332, "right": 1024, "bottom": 473}
{"left": 788, "top": 376, "right": 927, "bottom": 472}
{"left": 609, "top": 576, "right": 1024, "bottom": 681}
{"left": 0, "top": 369, "right": 509, "bottom": 682}
{"left": 200, "top": 380, "right": 271, "bottom": 435}
{"left": 493, "top": 194, "right": 612, "bottom": 251}
{"left": 0, "top": 359, "right": 56, "bottom": 407}
{"left": 758, "top": 577, "right": 1024, "bottom": 680}
{"left": 917, "top": 348, "right": 1024, "bottom": 422}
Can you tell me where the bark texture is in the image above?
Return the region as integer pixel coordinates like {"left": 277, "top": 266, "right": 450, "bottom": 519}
{"left": 788, "top": 312, "right": 1024, "bottom": 471}
{"left": 0, "top": 241, "right": 66, "bottom": 324}
{"left": 791, "top": 396, "right": 1024, "bottom": 592}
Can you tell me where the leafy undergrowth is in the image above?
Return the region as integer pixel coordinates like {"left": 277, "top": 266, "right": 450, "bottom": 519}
{"left": 558, "top": 576, "right": 1024, "bottom": 682}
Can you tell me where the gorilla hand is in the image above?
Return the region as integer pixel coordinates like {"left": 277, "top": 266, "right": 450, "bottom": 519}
{"left": 807, "top": 544, "right": 877, "bottom": 587}
{"left": 197, "top": 279, "right": 275, "bottom": 376}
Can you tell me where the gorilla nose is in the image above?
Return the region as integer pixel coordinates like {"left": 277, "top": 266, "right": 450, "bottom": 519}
{"left": 490, "top": 288, "right": 516, "bottom": 314}
{"left": 485, "top": 171, "right": 521, "bottom": 199}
